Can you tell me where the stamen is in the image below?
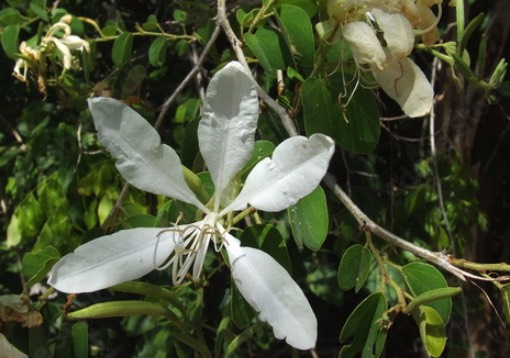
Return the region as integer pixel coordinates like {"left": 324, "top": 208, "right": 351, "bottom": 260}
{"left": 153, "top": 226, "right": 183, "bottom": 270}
{"left": 152, "top": 213, "right": 230, "bottom": 285}
{"left": 153, "top": 212, "right": 186, "bottom": 269}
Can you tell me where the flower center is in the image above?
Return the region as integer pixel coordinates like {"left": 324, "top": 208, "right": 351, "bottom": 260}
{"left": 155, "top": 213, "right": 227, "bottom": 285}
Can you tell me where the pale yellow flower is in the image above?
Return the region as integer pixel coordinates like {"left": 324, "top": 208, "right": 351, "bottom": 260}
{"left": 318, "top": 0, "right": 441, "bottom": 117}
{"left": 42, "top": 21, "right": 90, "bottom": 70}
{"left": 11, "top": 18, "right": 90, "bottom": 94}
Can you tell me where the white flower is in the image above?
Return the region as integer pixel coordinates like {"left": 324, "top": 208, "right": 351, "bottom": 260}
{"left": 12, "top": 19, "right": 90, "bottom": 94}
{"left": 48, "top": 62, "right": 335, "bottom": 350}
{"left": 43, "top": 22, "right": 90, "bottom": 70}
{"left": 320, "top": 0, "right": 439, "bottom": 117}
{"left": 342, "top": 10, "right": 433, "bottom": 117}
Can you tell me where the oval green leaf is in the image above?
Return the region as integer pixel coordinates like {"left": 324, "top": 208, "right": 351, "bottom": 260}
{"left": 149, "top": 37, "right": 168, "bottom": 67}
{"left": 29, "top": 3, "right": 48, "bottom": 21}
{"left": 112, "top": 32, "right": 133, "bottom": 67}
{"left": 21, "top": 246, "right": 60, "bottom": 287}
{"left": 231, "top": 283, "right": 256, "bottom": 328}
{"left": 240, "top": 224, "right": 291, "bottom": 272}
{"left": 244, "top": 27, "right": 291, "bottom": 76}
{"left": 1, "top": 24, "right": 20, "bottom": 59}
{"left": 402, "top": 262, "right": 452, "bottom": 324}
{"left": 416, "top": 306, "right": 447, "bottom": 357}
{"left": 277, "top": 4, "right": 315, "bottom": 70}
{"left": 339, "top": 292, "right": 388, "bottom": 358}
{"left": 337, "top": 244, "right": 372, "bottom": 292}
{"left": 240, "top": 140, "right": 276, "bottom": 177}
{"left": 288, "top": 186, "right": 329, "bottom": 251}
{"left": 0, "top": 8, "right": 22, "bottom": 26}
{"left": 101, "top": 25, "right": 118, "bottom": 37}
{"left": 72, "top": 322, "right": 89, "bottom": 358}
{"left": 278, "top": 0, "right": 317, "bottom": 17}
{"left": 302, "top": 77, "right": 380, "bottom": 154}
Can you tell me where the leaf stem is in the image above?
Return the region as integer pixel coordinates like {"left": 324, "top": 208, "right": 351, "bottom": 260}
{"left": 365, "top": 231, "right": 387, "bottom": 293}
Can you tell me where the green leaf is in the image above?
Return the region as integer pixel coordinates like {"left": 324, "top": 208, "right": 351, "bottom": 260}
{"left": 109, "top": 281, "right": 183, "bottom": 309}
{"left": 414, "top": 306, "right": 447, "bottom": 357}
{"left": 302, "top": 77, "right": 380, "bottom": 153}
{"left": 288, "top": 186, "right": 329, "bottom": 250}
{"left": 121, "top": 214, "right": 155, "bottom": 229}
{"left": 241, "top": 140, "right": 276, "bottom": 177}
{"left": 338, "top": 244, "right": 372, "bottom": 292}
{"left": 173, "top": 9, "right": 187, "bottom": 23}
{"left": 244, "top": 27, "right": 291, "bottom": 76}
{"left": 339, "top": 292, "right": 388, "bottom": 358}
{"left": 402, "top": 262, "right": 452, "bottom": 324}
{"left": 142, "top": 14, "right": 159, "bottom": 31}
{"left": 101, "top": 25, "right": 118, "bottom": 37}
{"left": 167, "top": 330, "right": 211, "bottom": 358}
{"left": 500, "top": 283, "right": 510, "bottom": 325}
{"left": 277, "top": 0, "right": 318, "bottom": 17}
{"left": 1, "top": 24, "right": 20, "bottom": 59}
{"left": 277, "top": 4, "right": 315, "bottom": 70}
{"left": 114, "top": 63, "right": 146, "bottom": 99}
{"left": 231, "top": 283, "right": 256, "bottom": 328}
{"left": 149, "top": 37, "right": 169, "bottom": 67}
{"left": 215, "top": 317, "right": 233, "bottom": 358}
{"left": 21, "top": 246, "right": 60, "bottom": 287}
{"left": 51, "top": 8, "right": 67, "bottom": 23}
{"left": 0, "top": 8, "right": 22, "bottom": 26}
{"left": 181, "top": 117, "right": 201, "bottom": 168}
{"left": 112, "top": 32, "right": 133, "bottom": 67}
{"left": 29, "top": 3, "right": 48, "bottom": 21}
{"left": 236, "top": 8, "right": 248, "bottom": 28}
{"left": 240, "top": 224, "right": 292, "bottom": 272}
{"left": 225, "top": 327, "right": 256, "bottom": 356}
{"left": 30, "top": 325, "right": 52, "bottom": 358}
{"left": 6, "top": 193, "right": 44, "bottom": 247}
{"left": 174, "top": 98, "right": 200, "bottom": 123}
{"left": 72, "top": 322, "right": 89, "bottom": 358}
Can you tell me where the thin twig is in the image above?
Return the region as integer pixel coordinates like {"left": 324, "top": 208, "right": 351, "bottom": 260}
{"left": 216, "top": 0, "right": 298, "bottom": 137}
{"left": 323, "top": 174, "right": 502, "bottom": 282}
{"left": 429, "top": 56, "right": 456, "bottom": 254}
{"left": 155, "top": 23, "right": 222, "bottom": 130}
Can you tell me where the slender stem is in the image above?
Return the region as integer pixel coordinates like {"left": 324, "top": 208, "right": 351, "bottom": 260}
{"left": 430, "top": 56, "right": 456, "bottom": 254}
{"left": 155, "top": 24, "right": 222, "bottom": 130}
{"left": 366, "top": 232, "right": 387, "bottom": 293}
{"left": 247, "top": 0, "right": 277, "bottom": 34}
{"left": 323, "top": 173, "right": 501, "bottom": 282}
{"left": 232, "top": 207, "right": 256, "bottom": 226}
{"left": 449, "top": 259, "right": 510, "bottom": 274}
{"left": 216, "top": 0, "right": 298, "bottom": 137}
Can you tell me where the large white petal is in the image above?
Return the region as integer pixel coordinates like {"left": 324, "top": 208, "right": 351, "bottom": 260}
{"left": 342, "top": 21, "right": 386, "bottom": 70}
{"left": 197, "top": 62, "right": 258, "bottom": 209}
{"left": 0, "top": 333, "right": 27, "bottom": 358}
{"left": 89, "top": 97, "right": 207, "bottom": 212}
{"left": 373, "top": 56, "right": 434, "bottom": 117}
{"left": 48, "top": 227, "right": 180, "bottom": 293}
{"left": 225, "top": 235, "right": 317, "bottom": 350}
{"left": 222, "top": 134, "right": 334, "bottom": 213}
{"left": 371, "top": 8, "right": 414, "bottom": 59}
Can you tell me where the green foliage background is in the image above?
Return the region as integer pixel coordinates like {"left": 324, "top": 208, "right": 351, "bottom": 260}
{"left": 1, "top": 0, "right": 509, "bottom": 356}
